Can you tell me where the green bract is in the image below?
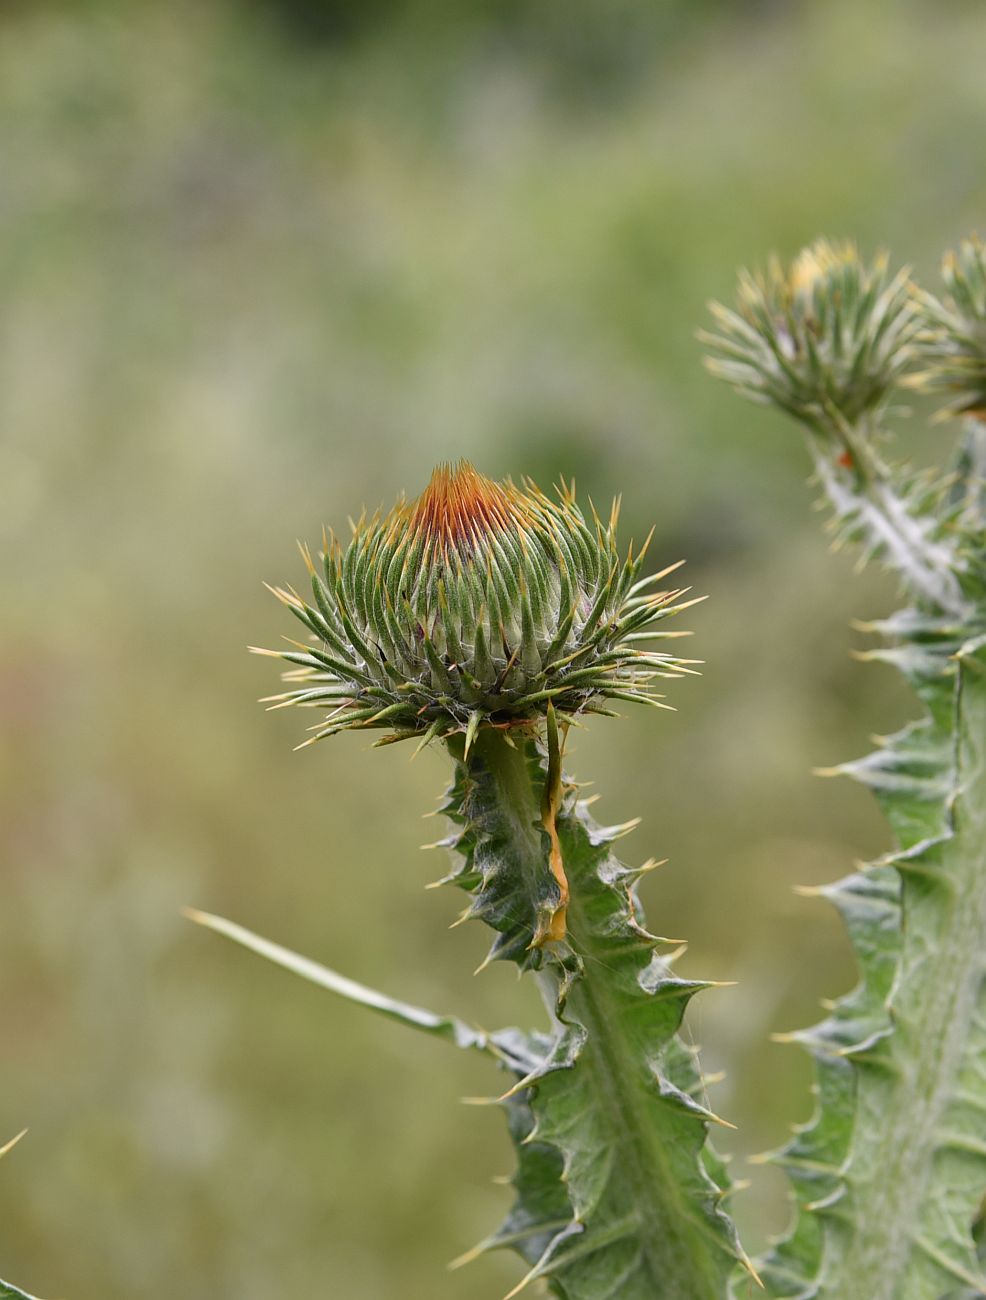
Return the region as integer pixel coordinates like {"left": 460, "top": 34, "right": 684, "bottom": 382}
{"left": 701, "top": 239, "right": 921, "bottom": 426}
{"left": 254, "top": 462, "right": 696, "bottom": 750}
{"left": 911, "top": 235, "right": 986, "bottom": 421}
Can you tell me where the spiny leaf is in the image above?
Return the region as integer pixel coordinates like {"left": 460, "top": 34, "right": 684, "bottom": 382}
{"left": 751, "top": 621, "right": 986, "bottom": 1300}
{"left": 438, "top": 729, "right": 749, "bottom": 1298}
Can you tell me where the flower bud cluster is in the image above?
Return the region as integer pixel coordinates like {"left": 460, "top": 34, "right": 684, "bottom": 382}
{"left": 255, "top": 462, "right": 695, "bottom": 750}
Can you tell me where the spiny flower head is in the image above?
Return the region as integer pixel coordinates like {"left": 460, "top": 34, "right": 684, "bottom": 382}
{"left": 254, "top": 461, "right": 698, "bottom": 752}
{"left": 702, "top": 239, "right": 921, "bottom": 427}
{"left": 909, "top": 235, "right": 986, "bottom": 422}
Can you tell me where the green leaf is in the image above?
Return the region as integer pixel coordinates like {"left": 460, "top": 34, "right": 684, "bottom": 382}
{"left": 438, "top": 728, "right": 749, "bottom": 1299}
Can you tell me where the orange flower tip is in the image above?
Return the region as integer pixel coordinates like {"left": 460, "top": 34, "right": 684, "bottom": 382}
{"left": 401, "top": 460, "right": 528, "bottom": 554}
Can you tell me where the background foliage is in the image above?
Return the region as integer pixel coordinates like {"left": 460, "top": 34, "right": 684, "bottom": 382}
{"left": 1, "top": 0, "right": 984, "bottom": 1295}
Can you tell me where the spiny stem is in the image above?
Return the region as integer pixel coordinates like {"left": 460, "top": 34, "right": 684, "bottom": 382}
{"left": 806, "top": 413, "right": 968, "bottom": 619}
{"left": 560, "top": 915, "right": 729, "bottom": 1296}
{"left": 463, "top": 726, "right": 743, "bottom": 1299}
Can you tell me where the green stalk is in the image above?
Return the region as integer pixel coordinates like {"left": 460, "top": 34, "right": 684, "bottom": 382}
{"left": 438, "top": 724, "right": 747, "bottom": 1298}
{"left": 806, "top": 419, "right": 967, "bottom": 620}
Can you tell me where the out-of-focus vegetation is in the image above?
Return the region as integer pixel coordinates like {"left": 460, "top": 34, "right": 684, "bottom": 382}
{"left": 1, "top": 1, "right": 984, "bottom": 1296}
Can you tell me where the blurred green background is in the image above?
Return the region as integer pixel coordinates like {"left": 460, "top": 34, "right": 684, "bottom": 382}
{"left": 2, "top": 0, "right": 984, "bottom": 1295}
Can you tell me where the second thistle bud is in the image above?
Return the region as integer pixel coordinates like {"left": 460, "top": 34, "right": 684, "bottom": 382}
{"left": 702, "top": 239, "right": 921, "bottom": 428}
{"left": 256, "top": 462, "right": 696, "bottom": 751}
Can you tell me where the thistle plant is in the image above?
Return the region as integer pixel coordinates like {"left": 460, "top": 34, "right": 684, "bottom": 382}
{"left": 705, "top": 236, "right": 986, "bottom": 1299}
{"left": 187, "top": 237, "right": 986, "bottom": 1299}
{"left": 190, "top": 461, "right": 753, "bottom": 1297}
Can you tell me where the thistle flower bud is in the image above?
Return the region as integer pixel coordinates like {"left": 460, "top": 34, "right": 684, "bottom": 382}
{"left": 254, "top": 462, "right": 696, "bottom": 751}
{"left": 702, "top": 239, "right": 920, "bottom": 427}
{"left": 910, "top": 236, "right": 986, "bottom": 422}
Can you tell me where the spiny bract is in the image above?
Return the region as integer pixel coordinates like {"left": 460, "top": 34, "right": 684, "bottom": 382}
{"left": 702, "top": 238, "right": 921, "bottom": 425}
{"left": 254, "top": 461, "right": 697, "bottom": 750}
